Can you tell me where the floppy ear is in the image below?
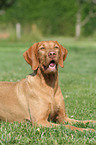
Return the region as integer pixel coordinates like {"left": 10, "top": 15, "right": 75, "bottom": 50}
{"left": 59, "top": 44, "right": 68, "bottom": 68}
{"left": 23, "top": 43, "right": 39, "bottom": 70}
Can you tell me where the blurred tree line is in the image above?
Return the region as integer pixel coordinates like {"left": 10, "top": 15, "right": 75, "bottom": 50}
{"left": 0, "top": 0, "right": 96, "bottom": 37}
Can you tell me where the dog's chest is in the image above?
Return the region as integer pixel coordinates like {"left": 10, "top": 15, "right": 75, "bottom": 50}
{"left": 27, "top": 75, "right": 59, "bottom": 120}
{"left": 48, "top": 102, "right": 58, "bottom": 122}
{"left": 35, "top": 84, "right": 58, "bottom": 120}
{"left": 47, "top": 92, "right": 59, "bottom": 122}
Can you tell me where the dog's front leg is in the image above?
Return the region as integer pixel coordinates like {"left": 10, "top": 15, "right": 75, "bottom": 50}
{"left": 36, "top": 120, "right": 59, "bottom": 127}
{"left": 56, "top": 108, "right": 95, "bottom": 132}
{"left": 64, "top": 117, "right": 96, "bottom": 124}
{"left": 55, "top": 89, "right": 96, "bottom": 131}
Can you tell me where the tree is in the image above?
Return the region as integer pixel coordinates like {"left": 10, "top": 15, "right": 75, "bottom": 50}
{"left": 76, "top": 0, "right": 96, "bottom": 38}
{"left": 0, "top": 0, "right": 16, "bottom": 15}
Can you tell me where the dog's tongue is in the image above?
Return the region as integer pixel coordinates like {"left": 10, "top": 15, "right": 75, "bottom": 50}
{"left": 50, "top": 62, "right": 55, "bottom": 67}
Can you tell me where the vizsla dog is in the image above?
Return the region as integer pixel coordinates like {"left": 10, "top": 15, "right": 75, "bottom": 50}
{"left": 0, "top": 41, "right": 96, "bottom": 132}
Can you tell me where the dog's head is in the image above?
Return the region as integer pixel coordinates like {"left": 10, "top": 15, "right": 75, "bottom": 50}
{"left": 23, "top": 41, "right": 68, "bottom": 74}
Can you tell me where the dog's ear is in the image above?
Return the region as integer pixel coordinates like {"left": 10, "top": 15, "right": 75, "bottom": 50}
{"left": 23, "top": 43, "right": 39, "bottom": 70}
{"left": 59, "top": 43, "right": 68, "bottom": 68}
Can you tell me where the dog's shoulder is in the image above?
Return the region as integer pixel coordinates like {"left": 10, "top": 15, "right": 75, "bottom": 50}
{"left": 22, "top": 73, "right": 40, "bottom": 90}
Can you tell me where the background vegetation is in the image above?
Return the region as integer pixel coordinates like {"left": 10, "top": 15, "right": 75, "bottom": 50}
{"left": 0, "top": 0, "right": 96, "bottom": 40}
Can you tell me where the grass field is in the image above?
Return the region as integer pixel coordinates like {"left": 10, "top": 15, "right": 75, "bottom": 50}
{"left": 0, "top": 38, "right": 96, "bottom": 144}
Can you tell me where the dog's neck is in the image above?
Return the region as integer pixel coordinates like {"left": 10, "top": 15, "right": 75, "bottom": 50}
{"left": 34, "top": 68, "right": 58, "bottom": 90}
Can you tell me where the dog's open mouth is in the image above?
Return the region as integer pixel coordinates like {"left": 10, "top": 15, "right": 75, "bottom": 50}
{"left": 49, "top": 60, "right": 56, "bottom": 68}
{"left": 43, "top": 60, "right": 57, "bottom": 72}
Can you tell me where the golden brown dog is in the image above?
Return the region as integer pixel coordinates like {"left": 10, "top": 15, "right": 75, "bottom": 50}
{"left": 0, "top": 41, "right": 96, "bottom": 131}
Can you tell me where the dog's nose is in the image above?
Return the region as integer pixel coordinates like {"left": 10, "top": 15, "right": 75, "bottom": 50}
{"left": 48, "top": 51, "right": 56, "bottom": 58}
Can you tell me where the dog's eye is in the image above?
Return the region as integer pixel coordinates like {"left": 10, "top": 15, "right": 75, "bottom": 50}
{"left": 40, "top": 47, "right": 45, "bottom": 50}
{"left": 54, "top": 46, "right": 59, "bottom": 48}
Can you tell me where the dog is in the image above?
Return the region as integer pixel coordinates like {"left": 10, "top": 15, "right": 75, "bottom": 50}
{"left": 0, "top": 41, "right": 96, "bottom": 131}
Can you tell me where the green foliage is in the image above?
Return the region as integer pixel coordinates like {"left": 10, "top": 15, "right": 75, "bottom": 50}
{"left": 0, "top": 37, "right": 96, "bottom": 144}
{"left": 0, "top": 23, "right": 43, "bottom": 42}
{"left": 79, "top": 2, "right": 96, "bottom": 36}
{"left": 0, "top": 0, "right": 76, "bottom": 36}
{"left": 1, "top": 0, "right": 96, "bottom": 36}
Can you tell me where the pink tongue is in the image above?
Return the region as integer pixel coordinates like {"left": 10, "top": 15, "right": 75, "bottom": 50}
{"left": 50, "top": 63, "right": 55, "bottom": 67}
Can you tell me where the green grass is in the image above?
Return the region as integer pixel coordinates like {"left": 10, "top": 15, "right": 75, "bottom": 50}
{"left": 0, "top": 38, "right": 96, "bottom": 144}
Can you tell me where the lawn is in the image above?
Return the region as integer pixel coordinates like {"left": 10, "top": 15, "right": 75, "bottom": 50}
{"left": 0, "top": 38, "right": 96, "bottom": 144}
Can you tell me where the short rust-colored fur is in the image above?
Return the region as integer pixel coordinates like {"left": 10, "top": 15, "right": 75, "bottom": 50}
{"left": 0, "top": 41, "right": 96, "bottom": 132}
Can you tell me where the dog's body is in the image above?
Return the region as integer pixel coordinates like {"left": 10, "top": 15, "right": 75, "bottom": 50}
{"left": 0, "top": 41, "right": 96, "bottom": 131}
